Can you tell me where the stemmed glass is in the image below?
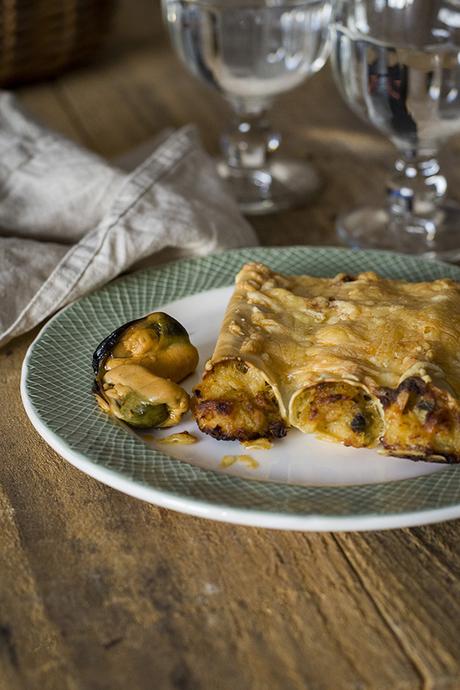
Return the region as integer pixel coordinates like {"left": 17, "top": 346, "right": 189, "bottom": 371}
{"left": 163, "top": 0, "right": 331, "bottom": 214}
{"left": 331, "top": 0, "right": 460, "bottom": 260}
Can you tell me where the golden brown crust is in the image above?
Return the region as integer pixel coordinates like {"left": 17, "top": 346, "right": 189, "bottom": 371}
{"left": 193, "top": 263, "right": 460, "bottom": 461}
{"left": 192, "top": 360, "right": 287, "bottom": 441}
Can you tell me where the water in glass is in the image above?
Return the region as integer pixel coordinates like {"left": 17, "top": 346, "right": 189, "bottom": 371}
{"left": 331, "top": 0, "right": 460, "bottom": 259}
{"left": 166, "top": 0, "right": 331, "bottom": 109}
{"left": 164, "top": 0, "right": 331, "bottom": 214}
{"left": 333, "top": 28, "right": 460, "bottom": 156}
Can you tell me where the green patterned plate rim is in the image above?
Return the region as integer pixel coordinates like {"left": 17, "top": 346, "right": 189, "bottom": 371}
{"left": 20, "top": 246, "right": 460, "bottom": 531}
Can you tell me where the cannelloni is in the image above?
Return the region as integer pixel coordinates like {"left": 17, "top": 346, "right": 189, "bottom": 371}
{"left": 192, "top": 262, "right": 460, "bottom": 462}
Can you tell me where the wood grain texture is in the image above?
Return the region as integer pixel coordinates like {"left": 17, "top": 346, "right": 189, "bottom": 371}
{"left": 2, "top": 1, "right": 460, "bottom": 688}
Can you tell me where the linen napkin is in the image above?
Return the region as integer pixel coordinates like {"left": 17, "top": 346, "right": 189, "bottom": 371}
{"left": 0, "top": 93, "right": 257, "bottom": 347}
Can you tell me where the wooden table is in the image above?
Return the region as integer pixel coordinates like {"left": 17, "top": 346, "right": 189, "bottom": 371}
{"left": 2, "top": 3, "right": 460, "bottom": 689}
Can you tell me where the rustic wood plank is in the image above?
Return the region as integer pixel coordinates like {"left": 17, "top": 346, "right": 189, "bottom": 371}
{"left": 335, "top": 527, "right": 460, "bottom": 690}
{"left": 0, "top": 335, "right": 80, "bottom": 690}
{"left": 0, "top": 484, "right": 79, "bottom": 690}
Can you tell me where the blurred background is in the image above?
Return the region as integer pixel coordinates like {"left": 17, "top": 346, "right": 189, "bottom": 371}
{"left": 7, "top": 0, "right": 460, "bottom": 245}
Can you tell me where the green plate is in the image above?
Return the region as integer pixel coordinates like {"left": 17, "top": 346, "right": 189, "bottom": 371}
{"left": 20, "top": 247, "right": 460, "bottom": 531}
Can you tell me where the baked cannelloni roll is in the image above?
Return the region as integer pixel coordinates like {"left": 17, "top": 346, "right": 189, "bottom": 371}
{"left": 192, "top": 262, "right": 460, "bottom": 463}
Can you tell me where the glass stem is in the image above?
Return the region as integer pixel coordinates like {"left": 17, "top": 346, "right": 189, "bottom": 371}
{"left": 386, "top": 151, "right": 447, "bottom": 239}
{"left": 221, "top": 98, "right": 280, "bottom": 170}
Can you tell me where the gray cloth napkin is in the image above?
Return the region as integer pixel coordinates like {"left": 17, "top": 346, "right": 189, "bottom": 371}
{"left": 0, "top": 93, "right": 257, "bottom": 347}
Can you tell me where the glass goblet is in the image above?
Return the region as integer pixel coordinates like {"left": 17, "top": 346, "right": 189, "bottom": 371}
{"left": 163, "top": 0, "right": 331, "bottom": 215}
{"left": 331, "top": 0, "right": 460, "bottom": 260}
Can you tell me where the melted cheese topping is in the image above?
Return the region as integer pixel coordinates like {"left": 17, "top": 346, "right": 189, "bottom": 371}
{"left": 213, "top": 264, "right": 460, "bottom": 395}
{"left": 220, "top": 454, "right": 259, "bottom": 469}
{"left": 158, "top": 431, "right": 198, "bottom": 445}
{"left": 241, "top": 438, "right": 273, "bottom": 450}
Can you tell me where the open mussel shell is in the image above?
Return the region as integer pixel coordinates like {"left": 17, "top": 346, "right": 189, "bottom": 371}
{"left": 93, "top": 312, "right": 198, "bottom": 429}
{"left": 92, "top": 312, "right": 195, "bottom": 378}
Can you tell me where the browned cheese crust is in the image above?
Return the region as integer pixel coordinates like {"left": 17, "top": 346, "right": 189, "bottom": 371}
{"left": 192, "top": 263, "right": 460, "bottom": 462}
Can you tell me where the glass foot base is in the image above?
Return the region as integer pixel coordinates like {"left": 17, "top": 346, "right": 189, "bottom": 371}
{"left": 337, "top": 203, "right": 460, "bottom": 262}
{"left": 217, "top": 158, "right": 321, "bottom": 215}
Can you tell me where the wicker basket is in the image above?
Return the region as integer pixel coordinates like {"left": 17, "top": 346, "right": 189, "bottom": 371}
{"left": 0, "top": 0, "right": 117, "bottom": 86}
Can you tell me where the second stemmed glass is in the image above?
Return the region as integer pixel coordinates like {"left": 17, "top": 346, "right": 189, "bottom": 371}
{"left": 163, "top": 0, "right": 331, "bottom": 214}
{"left": 331, "top": 0, "right": 460, "bottom": 260}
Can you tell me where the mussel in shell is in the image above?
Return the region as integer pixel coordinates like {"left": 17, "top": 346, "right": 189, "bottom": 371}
{"left": 93, "top": 312, "right": 199, "bottom": 428}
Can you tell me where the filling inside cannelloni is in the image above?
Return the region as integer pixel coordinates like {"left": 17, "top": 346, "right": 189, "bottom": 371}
{"left": 291, "top": 381, "right": 383, "bottom": 448}
{"left": 379, "top": 376, "right": 460, "bottom": 462}
{"left": 194, "top": 360, "right": 286, "bottom": 441}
